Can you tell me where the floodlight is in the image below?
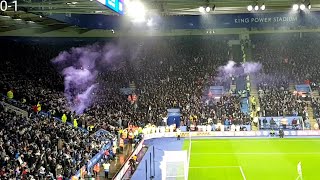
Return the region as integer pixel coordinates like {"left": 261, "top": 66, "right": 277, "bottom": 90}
{"left": 292, "top": 4, "right": 299, "bottom": 11}
{"left": 261, "top": 4, "right": 265, "bottom": 10}
{"left": 247, "top": 5, "right": 253, "bottom": 11}
{"left": 307, "top": 3, "right": 311, "bottom": 9}
{"left": 254, "top": 5, "right": 259, "bottom": 11}
{"left": 300, "top": 4, "right": 305, "bottom": 10}
{"left": 127, "top": 1, "right": 146, "bottom": 22}
{"left": 205, "top": 6, "right": 211, "bottom": 12}
{"left": 199, "top": 6, "right": 205, "bottom": 13}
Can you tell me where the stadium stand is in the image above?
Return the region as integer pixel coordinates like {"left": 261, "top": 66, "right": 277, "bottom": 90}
{"left": 2, "top": 22, "right": 320, "bottom": 180}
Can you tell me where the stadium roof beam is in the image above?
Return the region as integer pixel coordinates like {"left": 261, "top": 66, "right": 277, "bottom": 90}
{"left": 14, "top": 0, "right": 320, "bottom": 16}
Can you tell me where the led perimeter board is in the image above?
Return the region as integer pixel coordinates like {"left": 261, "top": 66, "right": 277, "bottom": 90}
{"left": 97, "top": 0, "right": 124, "bottom": 15}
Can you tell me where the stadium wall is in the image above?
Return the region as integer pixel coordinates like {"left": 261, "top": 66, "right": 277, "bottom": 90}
{"left": 49, "top": 12, "right": 320, "bottom": 30}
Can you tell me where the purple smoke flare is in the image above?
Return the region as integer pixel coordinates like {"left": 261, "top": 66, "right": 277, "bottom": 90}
{"left": 215, "top": 60, "right": 262, "bottom": 84}
{"left": 242, "top": 62, "right": 262, "bottom": 74}
{"left": 52, "top": 43, "right": 124, "bottom": 114}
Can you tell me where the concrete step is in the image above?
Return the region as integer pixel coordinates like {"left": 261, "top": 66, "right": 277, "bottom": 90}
{"left": 306, "top": 103, "right": 317, "bottom": 130}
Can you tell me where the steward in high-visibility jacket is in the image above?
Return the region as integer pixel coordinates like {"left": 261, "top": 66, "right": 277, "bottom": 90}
{"left": 122, "top": 129, "right": 128, "bottom": 139}
{"left": 134, "top": 129, "right": 139, "bottom": 137}
{"left": 87, "top": 125, "right": 94, "bottom": 133}
{"left": 37, "top": 102, "right": 41, "bottom": 112}
{"left": 165, "top": 126, "right": 170, "bottom": 132}
{"left": 73, "top": 119, "right": 78, "bottom": 128}
{"left": 90, "top": 125, "right": 94, "bottom": 131}
{"left": 93, "top": 163, "right": 100, "bottom": 177}
{"left": 80, "top": 166, "right": 86, "bottom": 179}
{"left": 62, "top": 114, "right": 67, "bottom": 123}
{"left": 21, "top": 97, "right": 26, "bottom": 104}
{"left": 7, "top": 90, "right": 13, "bottom": 99}
{"left": 151, "top": 125, "right": 156, "bottom": 133}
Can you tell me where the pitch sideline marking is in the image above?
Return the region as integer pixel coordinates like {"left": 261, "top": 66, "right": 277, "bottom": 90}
{"left": 189, "top": 166, "right": 247, "bottom": 179}
{"left": 187, "top": 132, "right": 192, "bottom": 180}
{"left": 191, "top": 152, "right": 320, "bottom": 155}
{"left": 189, "top": 166, "right": 240, "bottom": 169}
{"left": 239, "top": 166, "right": 247, "bottom": 180}
{"left": 192, "top": 139, "right": 320, "bottom": 143}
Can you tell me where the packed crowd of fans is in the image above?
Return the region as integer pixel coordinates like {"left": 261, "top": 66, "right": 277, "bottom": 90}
{"left": 252, "top": 34, "right": 320, "bottom": 128}
{"left": 257, "top": 83, "right": 307, "bottom": 117}
{"left": 0, "top": 36, "right": 244, "bottom": 179}
{"left": 0, "top": 37, "right": 246, "bottom": 130}
{"left": 0, "top": 105, "right": 111, "bottom": 179}
{"left": 2, "top": 34, "right": 320, "bottom": 178}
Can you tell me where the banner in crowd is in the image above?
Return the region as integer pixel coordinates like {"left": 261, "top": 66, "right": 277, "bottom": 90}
{"left": 295, "top": 84, "right": 311, "bottom": 93}
{"left": 258, "top": 116, "right": 302, "bottom": 125}
{"left": 143, "top": 130, "right": 320, "bottom": 139}
{"left": 209, "top": 86, "right": 224, "bottom": 98}
{"left": 167, "top": 109, "right": 181, "bottom": 127}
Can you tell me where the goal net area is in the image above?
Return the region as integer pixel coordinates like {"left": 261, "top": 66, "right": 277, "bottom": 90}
{"left": 162, "top": 151, "right": 188, "bottom": 180}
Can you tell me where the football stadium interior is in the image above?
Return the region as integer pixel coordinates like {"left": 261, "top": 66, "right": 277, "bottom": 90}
{"left": 1, "top": 0, "right": 320, "bottom": 180}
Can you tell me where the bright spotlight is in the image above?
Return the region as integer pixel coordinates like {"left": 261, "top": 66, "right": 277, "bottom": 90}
{"left": 205, "top": 6, "right": 211, "bottom": 12}
{"left": 308, "top": 3, "right": 311, "bottom": 9}
{"left": 254, "top": 5, "right": 259, "bottom": 11}
{"left": 261, "top": 4, "right": 265, "bottom": 10}
{"left": 292, "top": 4, "right": 299, "bottom": 11}
{"left": 247, "top": 5, "right": 253, "bottom": 11}
{"left": 300, "top": 4, "right": 306, "bottom": 10}
{"left": 127, "top": 1, "right": 146, "bottom": 22}
{"left": 199, "top": 6, "right": 205, "bottom": 13}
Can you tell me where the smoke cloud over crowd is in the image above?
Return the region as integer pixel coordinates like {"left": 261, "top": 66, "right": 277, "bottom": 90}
{"left": 216, "top": 60, "right": 262, "bottom": 82}
{"left": 52, "top": 43, "right": 124, "bottom": 114}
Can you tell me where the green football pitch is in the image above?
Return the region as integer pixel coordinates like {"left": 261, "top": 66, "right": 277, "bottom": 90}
{"left": 183, "top": 138, "right": 320, "bottom": 180}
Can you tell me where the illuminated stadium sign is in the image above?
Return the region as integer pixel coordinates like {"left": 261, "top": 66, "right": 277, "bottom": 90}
{"left": 97, "top": 0, "right": 124, "bottom": 15}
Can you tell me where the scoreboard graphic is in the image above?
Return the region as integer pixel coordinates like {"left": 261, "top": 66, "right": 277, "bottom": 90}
{"left": 97, "top": 0, "right": 124, "bottom": 15}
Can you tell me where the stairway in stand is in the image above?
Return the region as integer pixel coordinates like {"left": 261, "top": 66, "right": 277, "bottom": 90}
{"left": 307, "top": 102, "right": 317, "bottom": 130}
{"left": 312, "top": 90, "right": 320, "bottom": 99}
{"left": 310, "top": 90, "right": 320, "bottom": 129}
{"left": 249, "top": 76, "right": 260, "bottom": 131}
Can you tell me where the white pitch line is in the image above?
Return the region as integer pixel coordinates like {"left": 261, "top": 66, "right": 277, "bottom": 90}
{"left": 191, "top": 152, "right": 320, "bottom": 155}
{"left": 239, "top": 166, "right": 247, "bottom": 180}
{"left": 189, "top": 166, "right": 240, "bottom": 169}
{"left": 192, "top": 139, "right": 320, "bottom": 143}
{"left": 187, "top": 132, "right": 192, "bottom": 180}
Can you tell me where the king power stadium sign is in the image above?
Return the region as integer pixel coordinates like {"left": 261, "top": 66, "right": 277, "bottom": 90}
{"left": 49, "top": 11, "right": 320, "bottom": 30}
{"left": 235, "top": 16, "right": 298, "bottom": 24}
